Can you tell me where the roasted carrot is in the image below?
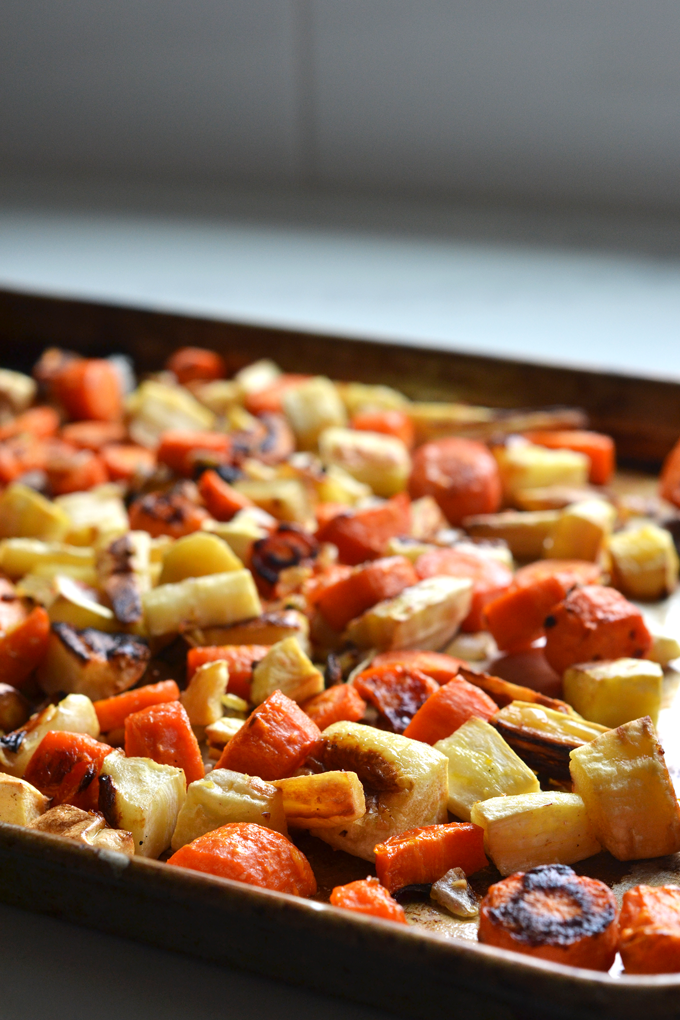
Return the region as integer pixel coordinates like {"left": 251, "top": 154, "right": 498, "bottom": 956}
{"left": 619, "top": 884, "right": 680, "bottom": 974}
{"left": 403, "top": 675, "right": 497, "bottom": 744}
{"left": 414, "top": 547, "right": 513, "bottom": 632}
{"left": 0, "top": 405, "right": 60, "bottom": 442}
{"left": 281, "top": 562, "right": 353, "bottom": 608}
{"left": 250, "top": 524, "right": 319, "bottom": 596}
{"left": 484, "top": 574, "right": 566, "bottom": 652}
{"left": 244, "top": 374, "right": 311, "bottom": 416}
{"left": 523, "top": 430, "right": 615, "bottom": 486}
{"left": 216, "top": 689, "right": 322, "bottom": 781}
{"left": 352, "top": 664, "right": 438, "bottom": 733}
{"left": 93, "top": 679, "right": 180, "bottom": 734}
{"left": 317, "top": 556, "right": 418, "bottom": 632}
{"left": 0, "top": 434, "right": 50, "bottom": 484}
{"left": 315, "top": 493, "right": 411, "bottom": 566}
{"left": 513, "top": 558, "right": 602, "bottom": 590}
{"left": 60, "top": 420, "right": 127, "bottom": 450}
{"left": 187, "top": 645, "right": 270, "bottom": 701}
{"left": 168, "top": 821, "right": 317, "bottom": 896}
{"left": 315, "top": 502, "right": 349, "bottom": 529}
{"left": 198, "top": 468, "right": 253, "bottom": 521}
{"left": 544, "top": 584, "right": 652, "bottom": 675}
{"left": 478, "top": 864, "right": 619, "bottom": 971}
{"left": 165, "top": 346, "right": 226, "bottom": 385}
{"left": 330, "top": 877, "right": 407, "bottom": 923}
{"left": 660, "top": 437, "right": 680, "bottom": 508}
{"left": 128, "top": 485, "right": 209, "bottom": 538}
{"left": 371, "top": 650, "right": 466, "bottom": 685}
{"left": 301, "top": 684, "right": 367, "bottom": 730}
{"left": 23, "top": 730, "right": 113, "bottom": 811}
{"left": 351, "top": 409, "right": 415, "bottom": 449}
{"left": 47, "top": 449, "right": 109, "bottom": 495}
{"left": 53, "top": 358, "right": 123, "bottom": 422}
{"left": 0, "top": 606, "right": 50, "bottom": 689}
{"left": 409, "top": 437, "right": 502, "bottom": 525}
{"left": 157, "top": 430, "right": 232, "bottom": 478}
{"left": 0, "top": 577, "right": 29, "bottom": 635}
{"left": 101, "top": 443, "right": 157, "bottom": 482}
{"left": 375, "top": 821, "right": 488, "bottom": 893}
{"left": 124, "top": 700, "right": 204, "bottom": 786}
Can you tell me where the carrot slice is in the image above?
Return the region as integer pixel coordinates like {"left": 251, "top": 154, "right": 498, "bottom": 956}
{"left": 301, "top": 684, "right": 367, "bottom": 730}
{"left": 352, "top": 664, "right": 438, "bottom": 733}
{"left": 187, "top": 645, "right": 270, "bottom": 701}
{"left": 478, "top": 864, "right": 618, "bottom": 971}
{"left": 60, "top": 420, "right": 127, "bottom": 450}
{"left": 165, "top": 346, "right": 226, "bottom": 385}
{"left": 93, "top": 679, "right": 180, "bottom": 734}
{"left": 544, "top": 584, "right": 652, "bottom": 675}
{"left": 216, "top": 689, "right": 322, "bottom": 781}
{"left": 0, "top": 435, "right": 50, "bottom": 484}
{"left": 484, "top": 575, "right": 566, "bottom": 652}
{"left": 660, "top": 438, "right": 680, "bottom": 508}
{"left": 47, "top": 449, "right": 109, "bottom": 495}
{"left": 315, "top": 493, "right": 411, "bottom": 566}
{"left": 53, "top": 358, "right": 123, "bottom": 422}
{"left": 414, "top": 547, "right": 513, "bottom": 632}
{"left": 0, "top": 606, "right": 50, "bottom": 689}
{"left": 157, "top": 430, "right": 232, "bottom": 478}
{"left": 619, "top": 884, "right": 680, "bottom": 974}
{"left": 523, "top": 430, "right": 615, "bottom": 486}
{"left": 244, "top": 374, "right": 311, "bottom": 416}
{"left": 375, "top": 821, "right": 488, "bottom": 893}
{"left": 198, "top": 469, "right": 253, "bottom": 521}
{"left": 124, "top": 700, "right": 204, "bottom": 786}
{"left": 409, "top": 437, "right": 502, "bottom": 525}
{"left": 101, "top": 443, "right": 157, "bottom": 482}
{"left": 168, "top": 821, "right": 316, "bottom": 896}
{"left": 23, "top": 730, "right": 113, "bottom": 811}
{"left": 351, "top": 409, "right": 415, "bottom": 449}
{"left": 371, "top": 650, "right": 466, "bottom": 685}
{"left": 317, "top": 556, "right": 418, "bottom": 632}
{"left": 513, "top": 559, "right": 602, "bottom": 590}
{"left": 330, "top": 877, "right": 407, "bottom": 923}
{"left": 0, "top": 406, "right": 60, "bottom": 442}
{"left": 403, "top": 675, "right": 497, "bottom": 744}
{"left": 128, "top": 485, "right": 209, "bottom": 538}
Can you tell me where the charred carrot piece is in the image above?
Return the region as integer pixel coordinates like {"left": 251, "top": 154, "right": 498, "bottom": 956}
{"left": 23, "top": 730, "right": 113, "bottom": 811}
{"left": 124, "top": 700, "right": 204, "bottom": 786}
{"left": 660, "top": 437, "right": 680, "bottom": 508}
{"left": 187, "top": 645, "right": 271, "bottom": 701}
{"left": 0, "top": 405, "right": 60, "bottom": 442}
{"left": 216, "top": 689, "right": 322, "bottom": 781}
{"left": 317, "top": 556, "right": 418, "bottom": 632}
{"left": 301, "top": 684, "right": 367, "bottom": 730}
{"left": 409, "top": 437, "right": 502, "bottom": 525}
{"left": 403, "top": 676, "right": 497, "bottom": 744}
{"left": 315, "top": 502, "right": 349, "bottom": 529}
{"left": 371, "top": 650, "right": 466, "bottom": 685}
{"left": 198, "top": 468, "right": 253, "bottom": 521}
{"left": 157, "top": 430, "right": 232, "bottom": 478}
{"left": 0, "top": 606, "right": 50, "bottom": 689}
{"left": 165, "top": 346, "right": 226, "bottom": 385}
{"left": 101, "top": 443, "right": 157, "bottom": 482}
{"left": 484, "top": 574, "right": 566, "bottom": 652}
{"left": 350, "top": 409, "right": 415, "bottom": 449}
{"left": 244, "top": 374, "right": 311, "bottom": 416}
{"left": 283, "top": 562, "right": 353, "bottom": 608}
{"left": 523, "top": 430, "right": 615, "bottom": 486}
{"left": 352, "top": 664, "right": 438, "bottom": 733}
{"left": 250, "top": 524, "right": 318, "bottom": 596}
{"left": 619, "top": 884, "right": 680, "bottom": 974}
{"left": 513, "top": 558, "right": 602, "bottom": 590}
{"left": 93, "top": 679, "right": 180, "bottom": 734}
{"left": 414, "top": 547, "right": 513, "bottom": 632}
{"left": 47, "top": 449, "right": 109, "bottom": 495}
{"left": 544, "top": 584, "right": 652, "bottom": 675}
{"left": 375, "top": 822, "right": 488, "bottom": 894}
{"left": 53, "top": 358, "right": 123, "bottom": 422}
{"left": 478, "top": 864, "right": 618, "bottom": 971}
{"left": 330, "top": 877, "right": 407, "bottom": 924}
{"left": 60, "top": 420, "right": 127, "bottom": 450}
{"left": 128, "top": 485, "right": 209, "bottom": 538}
{"left": 168, "top": 821, "right": 317, "bottom": 896}
{"left": 315, "top": 493, "right": 412, "bottom": 565}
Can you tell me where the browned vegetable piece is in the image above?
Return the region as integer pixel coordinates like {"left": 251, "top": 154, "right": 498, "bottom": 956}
{"left": 0, "top": 683, "right": 32, "bottom": 733}
{"left": 36, "top": 623, "right": 150, "bottom": 700}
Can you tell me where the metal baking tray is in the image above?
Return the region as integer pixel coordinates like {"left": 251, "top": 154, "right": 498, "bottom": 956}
{"left": 1, "top": 285, "right": 680, "bottom": 1020}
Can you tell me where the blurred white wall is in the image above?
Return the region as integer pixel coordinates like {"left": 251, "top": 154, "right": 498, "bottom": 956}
{"left": 2, "top": 1, "right": 680, "bottom": 211}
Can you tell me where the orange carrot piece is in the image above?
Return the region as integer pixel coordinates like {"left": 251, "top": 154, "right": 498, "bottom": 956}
{"left": 0, "top": 606, "right": 50, "bottom": 689}
{"left": 484, "top": 575, "right": 566, "bottom": 652}
{"left": 60, "top": 420, "right": 127, "bottom": 450}
{"left": 544, "top": 584, "right": 652, "bottom": 675}
{"left": 351, "top": 409, "right": 415, "bottom": 449}
{"left": 23, "top": 730, "right": 113, "bottom": 811}
{"left": 330, "top": 877, "right": 407, "bottom": 923}
{"left": 403, "top": 675, "right": 498, "bottom": 744}
{"left": 409, "top": 437, "right": 502, "bottom": 525}
{"left": 216, "top": 689, "right": 322, "bottom": 781}
{"left": 371, "top": 650, "right": 466, "bottom": 685}
{"left": 244, "top": 374, "right": 311, "bottom": 416}
{"left": 301, "top": 684, "right": 367, "bottom": 730}
{"left": 660, "top": 437, "right": 680, "bottom": 508}
{"left": 53, "top": 358, "right": 123, "bottom": 422}
{"left": 619, "top": 885, "right": 680, "bottom": 974}
{"left": 0, "top": 577, "right": 29, "bottom": 635}
{"left": 101, "top": 443, "right": 157, "bottom": 482}
{"left": 0, "top": 406, "right": 60, "bottom": 442}
{"left": 187, "top": 645, "right": 270, "bottom": 701}
{"left": 0, "top": 435, "right": 50, "bottom": 484}
{"left": 282, "top": 563, "right": 353, "bottom": 608}
{"left": 165, "top": 346, "right": 226, "bottom": 385}
{"left": 128, "top": 486, "right": 209, "bottom": 538}
{"left": 315, "top": 502, "right": 349, "bottom": 529}
{"left": 93, "top": 679, "right": 180, "bottom": 734}
{"left": 168, "top": 821, "right": 317, "bottom": 896}
{"left": 317, "top": 556, "right": 418, "bottom": 632}
{"left": 157, "top": 430, "right": 232, "bottom": 478}
{"left": 124, "top": 700, "right": 204, "bottom": 785}
{"left": 47, "top": 449, "right": 109, "bottom": 495}
{"left": 315, "top": 493, "right": 412, "bottom": 566}
{"left": 198, "top": 469, "right": 253, "bottom": 521}
{"left": 414, "top": 547, "right": 513, "bottom": 632}
{"left": 352, "top": 664, "right": 439, "bottom": 733}
{"left": 523, "top": 430, "right": 615, "bottom": 485}
{"left": 375, "top": 822, "right": 488, "bottom": 893}
{"left": 513, "top": 558, "right": 602, "bottom": 590}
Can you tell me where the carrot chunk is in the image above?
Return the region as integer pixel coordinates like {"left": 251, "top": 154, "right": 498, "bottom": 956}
{"left": 351, "top": 409, "right": 415, "bottom": 449}
{"left": 403, "top": 675, "right": 497, "bottom": 744}
{"left": 198, "top": 468, "right": 253, "bottom": 521}
{"left": 157, "top": 430, "right": 232, "bottom": 478}
{"left": 0, "top": 435, "right": 50, "bottom": 484}
{"left": 484, "top": 575, "right": 566, "bottom": 652}
{"left": 478, "top": 864, "right": 618, "bottom": 971}
{"left": 660, "top": 437, "right": 680, "bottom": 508}
{"left": 244, "top": 374, "right": 311, "bottom": 416}
{"left": 375, "top": 822, "right": 488, "bottom": 893}
{"left": 23, "top": 730, "right": 113, "bottom": 811}
{"left": 53, "top": 358, "right": 123, "bottom": 422}
{"left": 216, "top": 689, "right": 322, "bottom": 781}
{"left": 187, "top": 645, "right": 270, "bottom": 701}
{"left": 128, "top": 485, "right": 209, "bottom": 538}
{"left": 165, "top": 346, "right": 226, "bottom": 385}
{"left": 352, "top": 664, "right": 438, "bottom": 733}
{"left": 47, "top": 449, "right": 109, "bottom": 494}
{"left": 301, "top": 684, "right": 367, "bottom": 730}
{"left": 101, "top": 443, "right": 157, "bottom": 482}
{"left": 619, "top": 885, "right": 680, "bottom": 974}
{"left": 317, "top": 556, "right": 418, "bottom": 632}
{"left": 315, "top": 493, "right": 411, "bottom": 566}
{"left": 513, "top": 558, "right": 602, "bottom": 590}
{"left": 330, "top": 877, "right": 407, "bottom": 924}
{"left": 0, "top": 406, "right": 60, "bottom": 442}
{"left": 409, "top": 437, "right": 502, "bottom": 525}
{"left": 414, "top": 547, "right": 513, "bottom": 632}
{"left": 544, "top": 584, "right": 652, "bottom": 675}
{"left": 168, "top": 821, "right": 316, "bottom": 896}
{"left": 94, "top": 679, "right": 180, "bottom": 734}
{"left": 124, "top": 700, "right": 204, "bottom": 786}
{"left": 523, "top": 430, "right": 615, "bottom": 486}
{"left": 0, "top": 606, "right": 50, "bottom": 689}
{"left": 371, "top": 650, "right": 466, "bottom": 685}
{"left": 60, "top": 420, "right": 127, "bottom": 450}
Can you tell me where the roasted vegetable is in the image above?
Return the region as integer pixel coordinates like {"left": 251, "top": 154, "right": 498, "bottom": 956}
{"left": 273, "top": 771, "right": 366, "bottom": 829}
{"left": 36, "top": 624, "right": 150, "bottom": 700}
{"left": 171, "top": 768, "right": 288, "bottom": 849}
{"left": 99, "top": 752, "right": 186, "bottom": 858}
{"left": 250, "top": 637, "right": 324, "bottom": 706}
{"left": 563, "top": 658, "right": 664, "bottom": 728}
{"left": 0, "top": 772, "right": 49, "bottom": 825}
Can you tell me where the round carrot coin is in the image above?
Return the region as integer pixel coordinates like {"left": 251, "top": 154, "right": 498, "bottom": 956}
{"left": 409, "top": 437, "right": 501, "bottom": 525}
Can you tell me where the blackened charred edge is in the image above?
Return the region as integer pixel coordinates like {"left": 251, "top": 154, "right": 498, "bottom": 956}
{"left": 105, "top": 574, "right": 143, "bottom": 624}
{"left": 0, "top": 728, "right": 26, "bottom": 753}
{"left": 393, "top": 884, "right": 432, "bottom": 904}
{"left": 97, "top": 774, "right": 119, "bottom": 828}
{"left": 493, "top": 722, "right": 575, "bottom": 783}
{"left": 52, "top": 621, "right": 91, "bottom": 662}
{"left": 325, "top": 653, "right": 343, "bottom": 687}
{"left": 319, "top": 738, "right": 401, "bottom": 793}
{"left": 76, "top": 763, "right": 97, "bottom": 793}
{"left": 79, "top": 628, "right": 150, "bottom": 665}
{"left": 107, "top": 534, "right": 134, "bottom": 572}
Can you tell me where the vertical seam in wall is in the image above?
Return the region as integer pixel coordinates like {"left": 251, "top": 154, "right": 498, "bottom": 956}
{"left": 293, "top": 0, "right": 317, "bottom": 189}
